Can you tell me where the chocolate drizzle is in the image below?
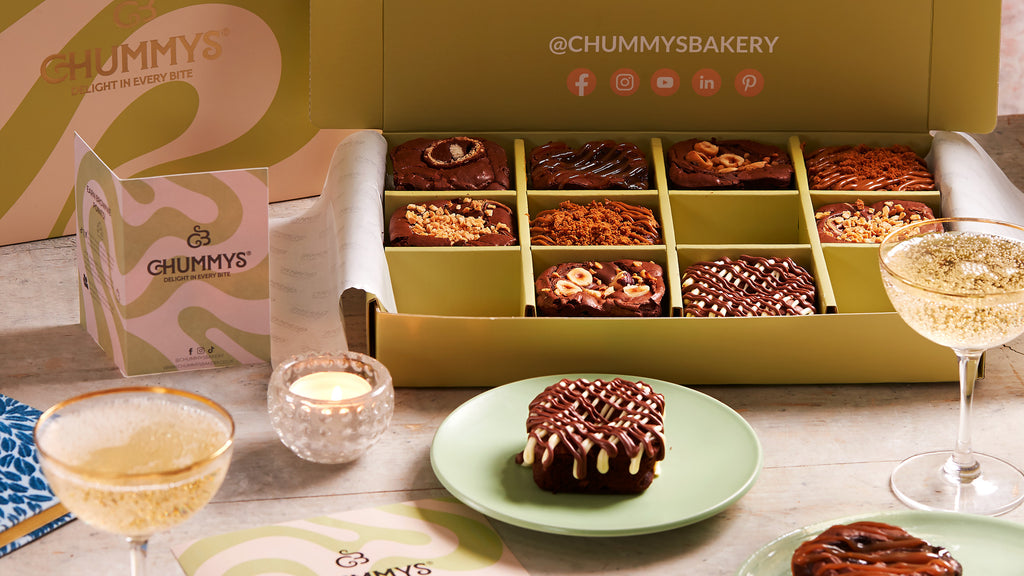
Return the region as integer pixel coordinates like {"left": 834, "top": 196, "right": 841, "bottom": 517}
{"left": 791, "top": 521, "right": 963, "bottom": 576}
{"left": 682, "top": 255, "right": 816, "bottom": 317}
{"left": 805, "top": 145, "right": 935, "bottom": 191}
{"left": 521, "top": 378, "right": 666, "bottom": 482}
{"left": 530, "top": 140, "right": 649, "bottom": 190}
{"left": 530, "top": 199, "right": 661, "bottom": 246}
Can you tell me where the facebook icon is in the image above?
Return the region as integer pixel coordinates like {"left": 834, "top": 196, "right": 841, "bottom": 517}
{"left": 567, "top": 68, "right": 595, "bottom": 97}
{"left": 575, "top": 72, "right": 589, "bottom": 96}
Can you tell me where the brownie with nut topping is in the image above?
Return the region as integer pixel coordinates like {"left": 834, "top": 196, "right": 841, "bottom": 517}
{"left": 668, "top": 138, "right": 793, "bottom": 190}
{"left": 815, "top": 199, "right": 940, "bottom": 243}
{"left": 389, "top": 197, "right": 516, "bottom": 247}
{"left": 529, "top": 141, "right": 649, "bottom": 190}
{"left": 535, "top": 260, "right": 665, "bottom": 317}
{"left": 390, "top": 136, "right": 511, "bottom": 191}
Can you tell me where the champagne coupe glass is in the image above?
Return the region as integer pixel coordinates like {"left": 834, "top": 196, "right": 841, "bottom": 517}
{"left": 879, "top": 217, "right": 1024, "bottom": 515}
{"left": 34, "top": 387, "right": 235, "bottom": 575}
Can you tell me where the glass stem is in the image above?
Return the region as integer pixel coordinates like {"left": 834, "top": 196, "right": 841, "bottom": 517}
{"left": 127, "top": 536, "right": 148, "bottom": 576}
{"left": 946, "top": 350, "right": 983, "bottom": 482}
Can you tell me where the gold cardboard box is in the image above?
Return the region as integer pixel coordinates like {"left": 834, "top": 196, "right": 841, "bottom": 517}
{"left": 313, "top": 0, "right": 999, "bottom": 386}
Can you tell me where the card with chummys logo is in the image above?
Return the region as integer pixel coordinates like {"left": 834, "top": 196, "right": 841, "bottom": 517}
{"left": 172, "top": 497, "right": 528, "bottom": 576}
{"left": 74, "top": 134, "right": 270, "bottom": 376}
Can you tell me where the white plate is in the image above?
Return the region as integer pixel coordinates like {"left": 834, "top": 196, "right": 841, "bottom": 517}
{"left": 430, "top": 373, "right": 762, "bottom": 536}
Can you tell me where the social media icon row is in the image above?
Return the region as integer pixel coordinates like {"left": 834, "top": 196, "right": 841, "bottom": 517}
{"left": 567, "top": 68, "right": 764, "bottom": 97}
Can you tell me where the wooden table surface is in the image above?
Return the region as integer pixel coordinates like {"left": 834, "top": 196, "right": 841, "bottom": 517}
{"left": 3, "top": 118, "right": 1024, "bottom": 575}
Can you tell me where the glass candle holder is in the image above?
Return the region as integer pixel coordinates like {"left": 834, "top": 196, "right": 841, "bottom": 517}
{"left": 268, "top": 351, "right": 394, "bottom": 464}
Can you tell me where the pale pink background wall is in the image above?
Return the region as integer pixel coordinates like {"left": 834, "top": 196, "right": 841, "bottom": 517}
{"left": 1000, "top": 0, "right": 1024, "bottom": 114}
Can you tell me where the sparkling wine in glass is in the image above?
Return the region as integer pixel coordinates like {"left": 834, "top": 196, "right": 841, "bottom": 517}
{"left": 34, "top": 387, "right": 234, "bottom": 575}
{"left": 879, "top": 217, "right": 1024, "bottom": 515}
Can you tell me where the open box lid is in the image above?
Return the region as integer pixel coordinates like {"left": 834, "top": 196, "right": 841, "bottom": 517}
{"left": 310, "top": 0, "right": 1001, "bottom": 134}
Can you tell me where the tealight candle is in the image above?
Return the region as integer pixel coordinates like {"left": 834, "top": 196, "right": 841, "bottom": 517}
{"left": 267, "top": 351, "right": 394, "bottom": 464}
{"left": 289, "top": 371, "right": 372, "bottom": 401}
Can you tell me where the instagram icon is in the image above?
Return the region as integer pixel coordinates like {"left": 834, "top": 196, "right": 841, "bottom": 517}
{"left": 610, "top": 68, "right": 639, "bottom": 96}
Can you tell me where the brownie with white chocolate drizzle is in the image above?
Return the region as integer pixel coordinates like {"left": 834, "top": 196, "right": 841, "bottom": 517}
{"left": 516, "top": 377, "right": 666, "bottom": 494}
{"left": 681, "top": 255, "right": 816, "bottom": 317}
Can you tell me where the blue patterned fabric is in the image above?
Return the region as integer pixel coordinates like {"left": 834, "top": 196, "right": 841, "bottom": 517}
{"left": 0, "top": 394, "right": 74, "bottom": 557}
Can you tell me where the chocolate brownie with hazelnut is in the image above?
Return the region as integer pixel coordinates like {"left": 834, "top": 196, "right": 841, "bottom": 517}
{"left": 389, "top": 197, "right": 516, "bottom": 247}
{"left": 535, "top": 260, "right": 665, "bottom": 317}
{"left": 390, "top": 136, "right": 510, "bottom": 191}
{"left": 668, "top": 138, "right": 793, "bottom": 190}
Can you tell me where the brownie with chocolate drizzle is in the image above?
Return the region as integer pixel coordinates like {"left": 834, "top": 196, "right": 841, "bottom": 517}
{"left": 516, "top": 377, "right": 667, "bottom": 494}
{"left": 681, "top": 255, "right": 816, "bottom": 317}
{"left": 804, "top": 144, "right": 935, "bottom": 191}
{"left": 529, "top": 199, "right": 661, "bottom": 246}
{"left": 791, "top": 521, "right": 962, "bottom": 576}
{"left": 529, "top": 140, "right": 649, "bottom": 190}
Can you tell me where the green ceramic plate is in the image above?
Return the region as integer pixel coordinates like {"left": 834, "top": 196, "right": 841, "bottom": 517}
{"left": 736, "top": 509, "right": 1024, "bottom": 575}
{"left": 430, "top": 373, "right": 762, "bottom": 537}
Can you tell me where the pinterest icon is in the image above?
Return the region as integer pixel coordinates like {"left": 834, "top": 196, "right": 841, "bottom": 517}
{"left": 735, "top": 69, "right": 765, "bottom": 97}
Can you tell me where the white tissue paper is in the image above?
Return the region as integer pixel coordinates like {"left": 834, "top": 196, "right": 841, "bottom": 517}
{"left": 268, "top": 131, "right": 396, "bottom": 365}
{"left": 931, "top": 130, "right": 1024, "bottom": 224}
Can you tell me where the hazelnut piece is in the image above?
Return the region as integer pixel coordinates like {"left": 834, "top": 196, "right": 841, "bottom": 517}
{"left": 423, "top": 137, "right": 486, "bottom": 168}
{"left": 567, "top": 267, "right": 594, "bottom": 287}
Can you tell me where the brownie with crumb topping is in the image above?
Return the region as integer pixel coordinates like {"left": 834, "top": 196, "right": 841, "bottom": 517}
{"left": 529, "top": 199, "right": 660, "bottom": 246}
{"left": 804, "top": 144, "right": 935, "bottom": 191}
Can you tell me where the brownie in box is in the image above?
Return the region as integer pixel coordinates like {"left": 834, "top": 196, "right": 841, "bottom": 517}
{"left": 311, "top": 0, "right": 999, "bottom": 386}
{"left": 528, "top": 140, "right": 650, "bottom": 190}
{"left": 667, "top": 138, "right": 794, "bottom": 190}
{"left": 528, "top": 195, "right": 662, "bottom": 246}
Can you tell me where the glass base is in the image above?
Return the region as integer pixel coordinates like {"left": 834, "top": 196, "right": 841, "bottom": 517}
{"left": 891, "top": 450, "right": 1024, "bottom": 516}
